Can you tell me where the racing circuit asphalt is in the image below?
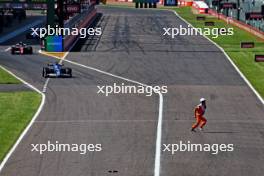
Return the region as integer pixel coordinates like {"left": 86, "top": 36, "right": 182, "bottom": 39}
{"left": 0, "top": 6, "right": 264, "bottom": 176}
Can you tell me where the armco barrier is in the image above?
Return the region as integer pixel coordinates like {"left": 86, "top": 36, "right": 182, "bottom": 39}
{"left": 209, "top": 9, "right": 264, "bottom": 40}
{"left": 64, "top": 7, "right": 97, "bottom": 51}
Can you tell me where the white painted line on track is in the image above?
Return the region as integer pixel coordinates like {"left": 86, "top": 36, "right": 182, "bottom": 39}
{"left": 0, "top": 65, "right": 46, "bottom": 173}
{"left": 44, "top": 49, "right": 164, "bottom": 176}
{"left": 38, "top": 12, "right": 164, "bottom": 175}
{"left": 64, "top": 59, "right": 164, "bottom": 176}
{"left": 170, "top": 10, "right": 264, "bottom": 105}
{"left": 155, "top": 93, "right": 163, "bottom": 176}
{"left": 42, "top": 78, "right": 50, "bottom": 93}
{"left": 4, "top": 47, "right": 11, "bottom": 52}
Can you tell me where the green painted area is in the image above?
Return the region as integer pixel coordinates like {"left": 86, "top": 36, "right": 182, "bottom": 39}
{"left": 173, "top": 7, "right": 264, "bottom": 98}
{"left": 0, "top": 92, "right": 41, "bottom": 161}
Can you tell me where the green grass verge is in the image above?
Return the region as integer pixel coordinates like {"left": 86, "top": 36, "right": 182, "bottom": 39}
{"left": 0, "top": 68, "right": 20, "bottom": 84}
{"left": 173, "top": 7, "right": 264, "bottom": 98}
{"left": 0, "top": 91, "right": 41, "bottom": 161}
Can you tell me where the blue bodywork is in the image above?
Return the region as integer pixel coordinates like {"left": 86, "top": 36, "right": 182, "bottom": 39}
{"left": 53, "top": 63, "right": 62, "bottom": 77}
{"left": 43, "top": 63, "right": 72, "bottom": 78}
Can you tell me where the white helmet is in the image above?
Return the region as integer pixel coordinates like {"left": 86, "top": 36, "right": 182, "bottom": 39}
{"left": 200, "top": 98, "right": 206, "bottom": 102}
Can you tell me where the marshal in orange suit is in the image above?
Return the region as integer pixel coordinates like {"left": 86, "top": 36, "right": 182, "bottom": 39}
{"left": 191, "top": 98, "right": 207, "bottom": 132}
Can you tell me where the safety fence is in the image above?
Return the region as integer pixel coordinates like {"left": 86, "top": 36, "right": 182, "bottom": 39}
{"left": 209, "top": 9, "right": 264, "bottom": 40}
{"left": 204, "top": 0, "right": 264, "bottom": 31}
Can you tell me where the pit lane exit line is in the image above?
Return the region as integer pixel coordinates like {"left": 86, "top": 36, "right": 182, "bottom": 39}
{"left": 40, "top": 49, "right": 164, "bottom": 176}
{"left": 64, "top": 58, "right": 164, "bottom": 176}
{"left": 4, "top": 47, "right": 11, "bottom": 52}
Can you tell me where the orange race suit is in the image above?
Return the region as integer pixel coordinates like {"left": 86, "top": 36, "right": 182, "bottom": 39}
{"left": 192, "top": 104, "right": 207, "bottom": 130}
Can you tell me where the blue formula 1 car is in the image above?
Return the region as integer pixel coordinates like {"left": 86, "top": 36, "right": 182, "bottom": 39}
{"left": 42, "top": 62, "right": 72, "bottom": 78}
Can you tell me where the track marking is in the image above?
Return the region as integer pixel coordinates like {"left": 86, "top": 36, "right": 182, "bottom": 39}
{"left": 40, "top": 49, "right": 164, "bottom": 176}
{"left": 42, "top": 78, "right": 50, "bottom": 93}
{"left": 64, "top": 58, "right": 164, "bottom": 176}
{"left": 64, "top": 59, "right": 164, "bottom": 176}
{"left": 52, "top": 12, "right": 164, "bottom": 174}
{"left": 39, "top": 12, "right": 164, "bottom": 175}
{"left": 171, "top": 10, "right": 264, "bottom": 105}
{"left": 0, "top": 65, "right": 46, "bottom": 173}
{"left": 4, "top": 47, "right": 11, "bottom": 52}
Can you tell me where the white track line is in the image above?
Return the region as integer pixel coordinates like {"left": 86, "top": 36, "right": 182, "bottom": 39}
{"left": 47, "top": 50, "right": 164, "bottom": 176}
{"left": 58, "top": 12, "right": 164, "bottom": 174}
{"left": 4, "top": 47, "right": 11, "bottom": 52}
{"left": 65, "top": 58, "right": 164, "bottom": 176}
{"left": 60, "top": 15, "right": 164, "bottom": 175}
{"left": 39, "top": 13, "right": 164, "bottom": 175}
{"left": 42, "top": 78, "right": 50, "bottom": 93}
{"left": 0, "top": 65, "right": 46, "bottom": 173}
{"left": 171, "top": 10, "right": 264, "bottom": 105}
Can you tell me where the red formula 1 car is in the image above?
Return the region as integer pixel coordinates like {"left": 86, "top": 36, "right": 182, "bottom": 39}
{"left": 11, "top": 42, "right": 33, "bottom": 55}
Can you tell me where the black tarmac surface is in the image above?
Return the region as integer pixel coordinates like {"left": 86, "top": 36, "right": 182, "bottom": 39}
{"left": 0, "top": 6, "right": 263, "bottom": 176}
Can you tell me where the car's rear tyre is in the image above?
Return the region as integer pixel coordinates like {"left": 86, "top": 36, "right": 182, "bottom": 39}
{"left": 65, "top": 68, "right": 72, "bottom": 77}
